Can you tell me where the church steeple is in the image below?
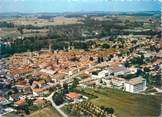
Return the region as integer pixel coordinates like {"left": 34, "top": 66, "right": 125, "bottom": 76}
{"left": 49, "top": 43, "right": 52, "bottom": 52}
{"left": 48, "top": 40, "right": 52, "bottom": 52}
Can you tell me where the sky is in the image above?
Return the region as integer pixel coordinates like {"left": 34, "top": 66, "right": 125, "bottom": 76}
{"left": 0, "top": 0, "right": 161, "bottom": 13}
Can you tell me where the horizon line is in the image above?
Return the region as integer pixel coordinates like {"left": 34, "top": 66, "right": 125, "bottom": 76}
{"left": 0, "top": 10, "right": 161, "bottom": 14}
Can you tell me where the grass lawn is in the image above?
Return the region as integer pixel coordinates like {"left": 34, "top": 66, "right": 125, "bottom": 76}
{"left": 79, "top": 87, "right": 162, "bottom": 117}
{"left": 26, "top": 106, "right": 62, "bottom": 117}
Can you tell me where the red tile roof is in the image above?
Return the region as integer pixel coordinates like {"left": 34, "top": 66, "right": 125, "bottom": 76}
{"left": 15, "top": 99, "right": 25, "bottom": 106}
{"left": 66, "top": 92, "right": 81, "bottom": 99}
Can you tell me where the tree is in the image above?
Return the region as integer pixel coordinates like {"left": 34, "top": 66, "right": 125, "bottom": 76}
{"left": 7, "top": 90, "right": 12, "bottom": 95}
{"left": 24, "top": 105, "right": 30, "bottom": 115}
{"left": 98, "top": 57, "right": 101, "bottom": 63}
{"left": 124, "top": 61, "right": 130, "bottom": 68}
{"left": 56, "top": 84, "right": 62, "bottom": 90}
{"left": 105, "top": 107, "right": 114, "bottom": 117}
{"left": 25, "top": 98, "right": 33, "bottom": 107}
{"left": 102, "top": 43, "right": 110, "bottom": 49}
{"left": 71, "top": 78, "right": 79, "bottom": 90}
{"left": 63, "top": 83, "right": 69, "bottom": 94}
{"left": 144, "top": 67, "right": 150, "bottom": 72}
{"left": 17, "top": 27, "right": 24, "bottom": 39}
{"left": 100, "top": 79, "right": 103, "bottom": 84}
{"left": 100, "top": 57, "right": 104, "bottom": 62}
{"left": 17, "top": 27, "right": 23, "bottom": 35}
{"left": 154, "top": 74, "right": 161, "bottom": 87}
{"left": 89, "top": 57, "right": 94, "bottom": 61}
{"left": 52, "top": 92, "right": 64, "bottom": 105}
{"left": 20, "top": 98, "right": 33, "bottom": 115}
{"left": 136, "top": 69, "right": 143, "bottom": 76}
{"left": 143, "top": 73, "right": 152, "bottom": 85}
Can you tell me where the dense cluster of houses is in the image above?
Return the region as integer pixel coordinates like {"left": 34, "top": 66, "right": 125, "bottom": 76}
{"left": 0, "top": 49, "right": 116, "bottom": 115}
{"left": 0, "top": 37, "right": 161, "bottom": 116}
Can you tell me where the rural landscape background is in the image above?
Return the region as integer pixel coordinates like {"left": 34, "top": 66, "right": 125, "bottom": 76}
{"left": 0, "top": 0, "right": 162, "bottom": 117}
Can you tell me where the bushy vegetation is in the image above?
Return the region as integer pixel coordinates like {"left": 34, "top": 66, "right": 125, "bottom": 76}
{"left": 1, "top": 16, "right": 160, "bottom": 57}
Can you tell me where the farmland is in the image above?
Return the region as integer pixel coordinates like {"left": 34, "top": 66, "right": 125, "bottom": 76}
{"left": 77, "top": 87, "right": 162, "bottom": 117}
{"left": 1, "top": 16, "right": 83, "bottom": 27}
{"left": 26, "top": 106, "right": 62, "bottom": 117}
{"left": 3, "top": 106, "right": 61, "bottom": 117}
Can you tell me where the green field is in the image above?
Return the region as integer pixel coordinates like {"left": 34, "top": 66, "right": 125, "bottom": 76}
{"left": 78, "top": 87, "right": 162, "bottom": 117}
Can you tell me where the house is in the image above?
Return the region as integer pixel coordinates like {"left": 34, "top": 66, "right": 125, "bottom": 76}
{"left": 15, "top": 85, "right": 32, "bottom": 94}
{"left": 111, "top": 77, "right": 126, "bottom": 89}
{"left": 98, "top": 78, "right": 111, "bottom": 87}
{"left": 32, "top": 80, "right": 48, "bottom": 89}
{"left": 109, "top": 65, "right": 133, "bottom": 76}
{"left": 11, "top": 93, "right": 23, "bottom": 101}
{"left": 9, "top": 66, "right": 32, "bottom": 78}
{"left": 91, "top": 65, "right": 136, "bottom": 79}
{"left": 40, "top": 69, "right": 56, "bottom": 76}
{"left": 32, "top": 88, "right": 49, "bottom": 96}
{"left": 91, "top": 69, "right": 106, "bottom": 79}
{"left": 15, "top": 98, "right": 25, "bottom": 107}
{"left": 97, "top": 70, "right": 111, "bottom": 78}
{"left": 125, "top": 77, "right": 146, "bottom": 93}
{"left": 97, "top": 77, "right": 125, "bottom": 89}
{"left": 0, "top": 96, "right": 10, "bottom": 105}
{"left": 153, "top": 59, "right": 162, "bottom": 66}
{"left": 51, "top": 73, "right": 65, "bottom": 83}
{"left": 66, "top": 92, "right": 81, "bottom": 101}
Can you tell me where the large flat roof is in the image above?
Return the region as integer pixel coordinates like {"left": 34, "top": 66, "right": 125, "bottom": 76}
{"left": 127, "top": 77, "right": 145, "bottom": 85}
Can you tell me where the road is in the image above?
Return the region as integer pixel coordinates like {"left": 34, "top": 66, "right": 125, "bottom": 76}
{"left": 154, "top": 87, "right": 162, "bottom": 93}
{"left": 44, "top": 61, "right": 110, "bottom": 117}
{"left": 45, "top": 92, "right": 68, "bottom": 117}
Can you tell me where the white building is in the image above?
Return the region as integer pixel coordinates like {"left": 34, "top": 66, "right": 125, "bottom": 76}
{"left": 125, "top": 77, "right": 146, "bottom": 93}
{"left": 111, "top": 77, "right": 126, "bottom": 89}
{"left": 104, "top": 65, "right": 136, "bottom": 76}
{"left": 97, "top": 77, "right": 126, "bottom": 89}
{"left": 91, "top": 70, "right": 111, "bottom": 79}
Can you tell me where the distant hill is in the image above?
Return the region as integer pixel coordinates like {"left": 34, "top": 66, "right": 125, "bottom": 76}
{"left": 0, "top": 11, "right": 160, "bottom": 18}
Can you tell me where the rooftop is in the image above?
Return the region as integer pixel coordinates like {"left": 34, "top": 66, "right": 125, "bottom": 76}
{"left": 32, "top": 88, "right": 46, "bottom": 92}
{"left": 66, "top": 92, "right": 81, "bottom": 99}
{"left": 15, "top": 99, "right": 25, "bottom": 106}
{"left": 127, "top": 77, "right": 145, "bottom": 85}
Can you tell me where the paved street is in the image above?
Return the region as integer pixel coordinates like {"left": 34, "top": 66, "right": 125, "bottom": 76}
{"left": 45, "top": 92, "right": 68, "bottom": 117}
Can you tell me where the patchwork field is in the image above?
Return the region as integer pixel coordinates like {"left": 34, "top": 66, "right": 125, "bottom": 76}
{"left": 7, "top": 16, "right": 83, "bottom": 26}
{"left": 78, "top": 87, "right": 162, "bottom": 117}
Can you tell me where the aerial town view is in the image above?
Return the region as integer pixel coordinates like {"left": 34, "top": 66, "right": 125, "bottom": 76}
{"left": 0, "top": 0, "right": 162, "bottom": 117}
